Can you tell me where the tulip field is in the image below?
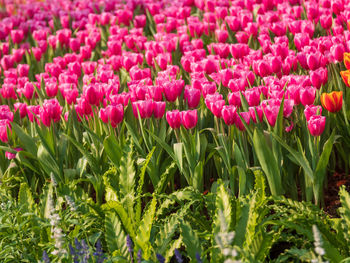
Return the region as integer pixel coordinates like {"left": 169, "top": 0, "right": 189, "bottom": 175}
{"left": 3, "top": 0, "right": 350, "bottom": 261}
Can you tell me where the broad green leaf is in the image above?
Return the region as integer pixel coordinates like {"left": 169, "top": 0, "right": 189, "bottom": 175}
{"left": 12, "top": 123, "right": 37, "bottom": 156}
{"left": 252, "top": 129, "right": 283, "bottom": 196}
{"left": 103, "top": 135, "right": 122, "bottom": 167}
{"left": 104, "top": 211, "right": 128, "bottom": 257}
{"left": 136, "top": 197, "right": 157, "bottom": 259}
{"left": 179, "top": 221, "right": 202, "bottom": 261}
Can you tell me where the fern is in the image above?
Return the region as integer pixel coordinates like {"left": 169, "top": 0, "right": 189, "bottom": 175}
{"left": 136, "top": 196, "right": 157, "bottom": 259}
{"left": 104, "top": 211, "right": 128, "bottom": 257}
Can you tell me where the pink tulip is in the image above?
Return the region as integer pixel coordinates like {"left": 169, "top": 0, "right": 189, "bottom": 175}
{"left": 14, "top": 103, "right": 27, "bottom": 119}
{"left": 331, "top": 44, "right": 345, "bottom": 62}
{"left": 304, "top": 105, "right": 322, "bottom": 121}
{"left": 263, "top": 104, "right": 279, "bottom": 127}
{"left": 244, "top": 88, "right": 261, "bottom": 107}
{"left": 0, "top": 119, "right": 11, "bottom": 143}
{"left": 234, "top": 112, "right": 250, "bottom": 131}
{"left": 228, "top": 92, "right": 242, "bottom": 107}
{"left": 185, "top": 88, "right": 201, "bottom": 109}
{"left": 40, "top": 99, "right": 62, "bottom": 126}
{"left": 32, "top": 47, "right": 42, "bottom": 61}
{"left": 45, "top": 82, "right": 58, "bottom": 97}
{"left": 307, "top": 115, "right": 326, "bottom": 137}
{"left": 10, "top": 29, "right": 24, "bottom": 44}
{"left": 249, "top": 106, "right": 263, "bottom": 123}
{"left": 23, "top": 82, "right": 35, "bottom": 100}
{"left": 181, "top": 110, "right": 198, "bottom": 129}
{"left": 153, "top": 101, "right": 166, "bottom": 119}
{"left": 17, "top": 64, "right": 29, "bottom": 77}
{"left": 300, "top": 87, "right": 316, "bottom": 106}
{"left": 207, "top": 99, "right": 226, "bottom": 118}
{"left": 100, "top": 104, "right": 124, "bottom": 127}
{"left": 221, "top": 105, "right": 237, "bottom": 125}
{"left": 306, "top": 53, "right": 320, "bottom": 70}
{"left": 132, "top": 100, "right": 154, "bottom": 119}
{"left": 166, "top": 110, "right": 182, "bottom": 129}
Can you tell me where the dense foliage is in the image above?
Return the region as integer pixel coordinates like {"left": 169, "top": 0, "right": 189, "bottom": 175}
{"left": 1, "top": 0, "right": 350, "bottom": 261}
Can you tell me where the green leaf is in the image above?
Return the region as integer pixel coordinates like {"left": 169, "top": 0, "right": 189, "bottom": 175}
{"left": 213, "top": 181, "right": 233, "bottom": 236}
{"left": 173, "top": 143, "right": 183, "bottom": 174}
{"left": 252, "top": 129, "right": 283, "bottom": 196}
{"left": 103, "top": 135, "right": 122, "bottom": 167}
{"left": 179, "top": 221, "right": 202, "bottom": 261}
{"left": 12, "top": 123, "right": 37, "bottom": 156}
{"left": 102, "top": 201, "right": 136, "bottom": 239}
{"left": 270, "top": 133, "right": 314, "bottom": 181}
{"left": 64, "top": 134, "right": 100, "bottom": 175}
{"left": 18, "top": 183, "right": 35, "bottom": 213}
{"left": 136, "top": 147, "right": 156, "bottom": 224}
{"left": 136, "top": 197, "right": 157, "bottom": 259}
{"left": 104, "top": 211, "right": 128, "bottom": 257}
{"left": 119, "top": 139, "right": 136, "bottom": 199}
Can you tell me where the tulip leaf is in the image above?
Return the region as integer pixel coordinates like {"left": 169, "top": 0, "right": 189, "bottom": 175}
{"left": 173, "top": 143, "right": 183, "bottom": 174}
{"left": 12, "top": 123, "right": 37, "bottom": 156}
{"left": 270, "top": 132, "right": 314, "bottom": 182}
{"left": 252, "top": 129, "right": 283, "bottom": 196}
{"left": 103, "top": 135, "right": 122, "bottom": 167}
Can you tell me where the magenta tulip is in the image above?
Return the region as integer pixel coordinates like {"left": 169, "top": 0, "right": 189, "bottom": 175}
{"left": 181, "top": 110, "right": 198, "bottom": 129}
{"left": 166, "top": 110, "right": 181, "bottom": 129}
{"left": 307, "top": 115, "right": 326, "bottom": 137}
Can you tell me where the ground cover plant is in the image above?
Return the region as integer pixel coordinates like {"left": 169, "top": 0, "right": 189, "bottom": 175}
{"left": 1, "top": 0, "right": 350, "bottom": 261}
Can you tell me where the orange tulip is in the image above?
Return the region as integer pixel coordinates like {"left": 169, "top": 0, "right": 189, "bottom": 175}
{"left": 340, "top": 70, "right": 350, "bottom": 87}
{"left": 344, "top": 53, "right": 350, "bottom": 70}
{"left": 320, "top": 91, "right": 343, "bottom": 113}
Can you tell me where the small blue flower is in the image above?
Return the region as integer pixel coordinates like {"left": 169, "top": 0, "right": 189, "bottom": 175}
{"left": 196, "top": 252, "right": 202, "bottom": 263}
{"left": 137, "top": 249, "right": 142, "bottom": 263}
{"left": 42, "top": 251, "right": 50, "bottom": 263}
{"left": 156, "top": 254, "right": 165, "bottom": 263}
{"left": 174, "top": 249, "right": 183, "bottom": 263}
{"left": 126, "top": 235, "right": 134, "bottom": 263}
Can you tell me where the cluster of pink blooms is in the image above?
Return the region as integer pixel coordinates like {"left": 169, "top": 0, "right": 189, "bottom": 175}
{"left": 0, "top": 0, "right": 349, "bottom": 151}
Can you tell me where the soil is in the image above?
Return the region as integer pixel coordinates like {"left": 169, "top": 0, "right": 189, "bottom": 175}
{"left": 324, "top": 172, "right": 350, "bottom": 217}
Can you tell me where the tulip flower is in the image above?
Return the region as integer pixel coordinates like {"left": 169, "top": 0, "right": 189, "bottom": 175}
{"left": 234, "top": 112, "right": 250, "bottom": 131}
{"left": 166, "top": 110, "right": 181, "bottom": 129}
{"left": 307, "top": 115, "right": 326, "bottom": 137}
{"left": 0, "top": 119, "right": 11, "bottom": 143}
{"left": 340, "top": 70, "right": 350, "bottom": 87}
{"left": 132, "top": 100, "right": 154, "bottom": 119}
{"left": 299, "top": 87, "right": 316, "bottom": 106}
{"left": 153, "top": 101, "right": 166, "bottom": 119}
{"left": 304, "top": 105, "right": 322, "bottom": 121}
{"left": 344, "top": 53, "right": 350, "bottom": 70}
{"left": 184, "top": 88, "right": 201, "bottom": 109}
{"left": 181, "top": 110, "right": 198, "bottom": 129}
{"left": 320, "top": 91, "right": 343, "bottom": 113}
{"left": 221, "top": 105, "right": 237, "bottom": 126}
{"left": 99, "top": 104, "right": 124, "bottom": 127}
{"left": 40, "top": 99, "right": 62, "bottom": 126}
